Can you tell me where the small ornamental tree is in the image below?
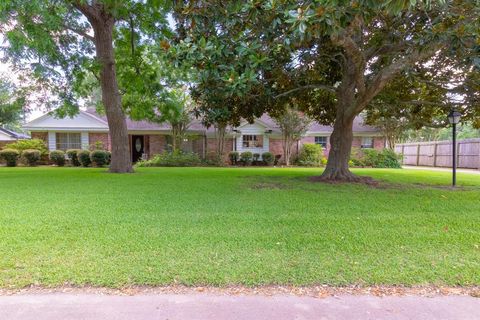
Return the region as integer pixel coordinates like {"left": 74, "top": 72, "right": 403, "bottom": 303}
{"left": 274, "top": 108, "right": 312, "bottom": 166}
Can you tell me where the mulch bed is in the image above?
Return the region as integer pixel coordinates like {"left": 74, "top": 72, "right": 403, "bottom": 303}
{"left": 1, "top": 285, "right": 479, "bottom": 298}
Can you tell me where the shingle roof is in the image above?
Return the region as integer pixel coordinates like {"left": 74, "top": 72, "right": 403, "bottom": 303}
{"left": 0, "top": 127, "right": 30, "bottom": 139}
{"left": 84, "top": 109, "right": 379, "bottom": 134}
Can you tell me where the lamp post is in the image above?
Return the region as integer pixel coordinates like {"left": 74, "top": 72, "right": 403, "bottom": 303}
{"left": 447, "top": 109, "right": 461, "bottom": 187}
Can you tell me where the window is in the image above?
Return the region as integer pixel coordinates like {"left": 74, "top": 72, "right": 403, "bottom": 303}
{"left": 314, "top": 136, "right": 328, "bottom": 148}
{"left": 361, "top": 137, "right": 374, "bottom": 149}
{"left": 56, "top": 133, "right": 81, "bottom": 150}
{"left": 242, "top": 135, "right": 263, "bottom": 148}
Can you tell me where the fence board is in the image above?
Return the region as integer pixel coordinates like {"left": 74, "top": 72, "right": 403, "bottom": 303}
{"left": 396, "top": 138, "right": 480, "bottom": 170}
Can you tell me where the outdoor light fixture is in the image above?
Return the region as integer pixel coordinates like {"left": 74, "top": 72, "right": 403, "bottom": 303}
{"left": 447, "top": 109, "right": 461, "bottom": 125}
{"left": 447, "top": 109, "right": 461, "bottom": 187}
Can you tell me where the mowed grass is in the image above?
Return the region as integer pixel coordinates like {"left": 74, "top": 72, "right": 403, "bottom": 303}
{"left": 0, "top": 166, "right": 479, "bottom": 288}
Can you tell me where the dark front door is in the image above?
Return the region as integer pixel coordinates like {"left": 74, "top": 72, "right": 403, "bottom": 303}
{"left": 131, "top": 135, "right": 145, "bottom": 163}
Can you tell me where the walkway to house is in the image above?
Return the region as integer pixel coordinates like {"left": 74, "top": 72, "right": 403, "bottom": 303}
{"left": 1, "top": 293, "right": 479, "bottom": 320}
{"left": 403, "top": 165, "right": 480, "bottom": 174}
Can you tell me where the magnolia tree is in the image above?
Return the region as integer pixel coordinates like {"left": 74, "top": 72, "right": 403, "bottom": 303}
{"left": 171, "top": 0, "right": 479, "bottom": 181}
{"left": 0, "top": 0, "right": 169, "bottom": 173}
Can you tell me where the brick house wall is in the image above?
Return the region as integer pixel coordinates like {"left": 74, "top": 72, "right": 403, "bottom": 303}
{"left": 206, "top": 137, "right": 234, "bottom": 161}
{"left": 148, "top": 135, "right": 167, "bottom": 157}
{"left": 89, "top": 133, "right": 110, "bottom": 151}
{"left": 31, "top": 132, "right": 48, "bottom": 143}
{"left": 374, "top": 137, "right": 386, "bottom": 149}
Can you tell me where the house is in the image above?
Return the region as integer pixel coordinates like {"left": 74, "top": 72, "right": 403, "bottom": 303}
{"left": 23, "top": 109, "right": 385, "bottom": 162}
{"left": 0, "top": 127, "right": 30, "bottom": 148}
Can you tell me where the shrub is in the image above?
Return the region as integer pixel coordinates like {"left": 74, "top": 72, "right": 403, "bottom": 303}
{"left": 228, "top": 151, "right": 239, "bottom": 165}
{"left": 90, "top": 150, "right": 109, "bottom": 167}
{"left": 136, "top": 151, "right": 201, "bottom": 167}
{"left": 105, "top": 151, "right": 111, "bottom": 164}
{"left": 240, "top": 151, "right": 253, "bottom": 166}
{"left": 66, "top": 149, "right": 82, "bottom": 166}
{"left": 21, "top": 149, "right": 41, "bottom": 166}
{"left": 49, "top": 150, "right": 66, "bottom": 166}
{"left": 253, "top": 153, "right": 260, "bottom": 163}
{"left": 376, "top": 149, "right": 402, "bottom": 168}
{"left": 90, "top": 140, "right": 105, "bottom": 151}
{"left": 262, "top": 152, "right": 274, "bottom": 166}
{"left": 349, "top": 148, "right": 366, "bottom": 167}
{"left": 297, "top": 143, "right": 324, "bottom": 167}
{"left": 274, "top": 154, "right": 282, "bottom": 165}
{"left": 4, "top": 139, "right": 48, "bottom": 155}
{"left": 77, "top": 150, "right": 92, "bottom": 167}
{"left": 0, "top": 149, "right": 20, "bottom": 167}
{"left": 204, "top": 152, "right": 224, "bottom": 167}
{"left": 350, "top": 148, "right": 402, "bottom": 168}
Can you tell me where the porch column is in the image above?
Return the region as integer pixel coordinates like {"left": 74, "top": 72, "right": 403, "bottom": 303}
{"left": 47, "top": 132, "right": 56, "bottom": 151}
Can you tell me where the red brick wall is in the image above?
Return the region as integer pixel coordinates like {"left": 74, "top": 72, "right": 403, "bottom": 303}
{"left": 374, "top": 137, "right": 386, "bottom": 149}
{"left": 31, "top": 132, "right": 48, "bottom": 143}
{"left": 206, "top": 137, "right": 234, "bottom": 162}
{"left": 148, "top": 135, "right": 167, "bottom": 157}
{"left": 269, "top": 138, "right": 284, "bottom": 159}
{"left": 89, "top": 133, "right": 110, "bottom": 151}
{"left": 0, "top": 141, "right": 11, "bottom": 149}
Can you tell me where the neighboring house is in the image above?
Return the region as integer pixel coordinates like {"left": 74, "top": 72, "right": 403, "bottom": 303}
{"left": 0, "top": 127, "right": 30, "bottom": 149}
{"left": 23, "top": 109, "right": 385, "bottom": 162}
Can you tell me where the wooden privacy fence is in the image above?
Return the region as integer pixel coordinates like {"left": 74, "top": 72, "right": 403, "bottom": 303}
{"left": 395, "top": 139, "right": 480, "bottom": 170}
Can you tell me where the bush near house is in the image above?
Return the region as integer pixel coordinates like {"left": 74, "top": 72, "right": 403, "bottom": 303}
{"left": 274, "top": 154, "right": 282, "bottom": 165}
{"left": 49, "top": 150, "right": 66, "bottom": 166}
{"left": 21, "top": 149, "right": 41, "bottom": 166}
{"left": 297, "top": 143, "right": 325, "bottom": 167}
{"left": 90, "top": 150, "right": 109, "bottom": 167}
{"left": 350, "top": 148, "right": 402, "bottom": 168}
{"left": 262, "top": 152, "right": 274, "bottom": 166}
{"left": 77, "top": 150, "right": 92, "bottom": 167}
{"left": 66, "top": 149, "right": 82, "bottom": 167}
{"left": 136, "top": 151, "right": 201, "bottom": 167}
{"left": 0, "top": 149, "right": 20, "bottom": 167}
{"left": 240, "top": 151, "right": 253, "bottom": 166}
{"left": 4, "top": 139, "right": 48, "bottom": 155}
{"left": 253, "top": 153, "right": 260, "bottom": 164}
{"left": 228, "top": 151, "right": 239, "bottom": 165}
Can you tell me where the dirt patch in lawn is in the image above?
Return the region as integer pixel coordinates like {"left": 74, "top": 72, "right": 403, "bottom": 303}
{"left": 1, "top": 285, "right": 479, "bottom": 298}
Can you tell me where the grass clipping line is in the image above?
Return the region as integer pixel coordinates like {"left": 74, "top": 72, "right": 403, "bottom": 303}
{"left": 1, "top": 285, "right": 479, "bottom": 298}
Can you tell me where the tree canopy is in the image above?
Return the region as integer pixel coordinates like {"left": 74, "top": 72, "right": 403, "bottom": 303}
{"left": 171, "top": 0, "right": 479, "bottom": 180}
{"left": 0, "top": 77, "right": 25, "bottom": 128}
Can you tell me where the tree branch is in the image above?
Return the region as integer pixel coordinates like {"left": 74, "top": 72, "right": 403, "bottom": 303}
{"left": 63, "top": 24, "right": 94, "bottom": 42}
{"left": 355, "top": 45, "right": 442, "bottom": 114}
{"left": 331, "top": 16, "right": 367, "bottom": 97}
{"left": 274, "top": 84, "right": 336, "bottom": 99}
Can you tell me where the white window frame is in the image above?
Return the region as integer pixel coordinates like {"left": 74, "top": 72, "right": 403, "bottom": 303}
{"left": 361, "top": 137, "right": 374, "bottom": 149}
{"left": 242, "top": 135, "right": 262, "bottom": 148}
{"left": 314, "top": 136, "right": 328, "bottom": 148}
{"left": 56, "top": 132, "right": 82, "bottom": 151}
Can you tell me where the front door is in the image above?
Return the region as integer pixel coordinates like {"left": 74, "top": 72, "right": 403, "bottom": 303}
{"left": 131, "top": 135, "right": 145, "bottom": 163}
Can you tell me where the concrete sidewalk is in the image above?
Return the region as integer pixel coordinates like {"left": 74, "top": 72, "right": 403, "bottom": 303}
{"left": 0, "top": 293, "right": 478, "bottom": 320}
{"left": 402, "top": 165, "right": 480, "bottom": 174}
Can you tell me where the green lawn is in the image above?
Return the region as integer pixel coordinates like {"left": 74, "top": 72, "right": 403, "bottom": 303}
{"left": 0, "top": 167, "right": 479, "bottom": 288}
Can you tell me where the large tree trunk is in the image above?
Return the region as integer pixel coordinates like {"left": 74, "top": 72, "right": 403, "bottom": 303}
{"left": 215, "top": 124, "right": 226, "bottom": 159}
{"left": 93, "top": 22, "right": 133, "bottom": 173}
{"left": 321, "top": 113, "right": 357, "bottom": 181}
